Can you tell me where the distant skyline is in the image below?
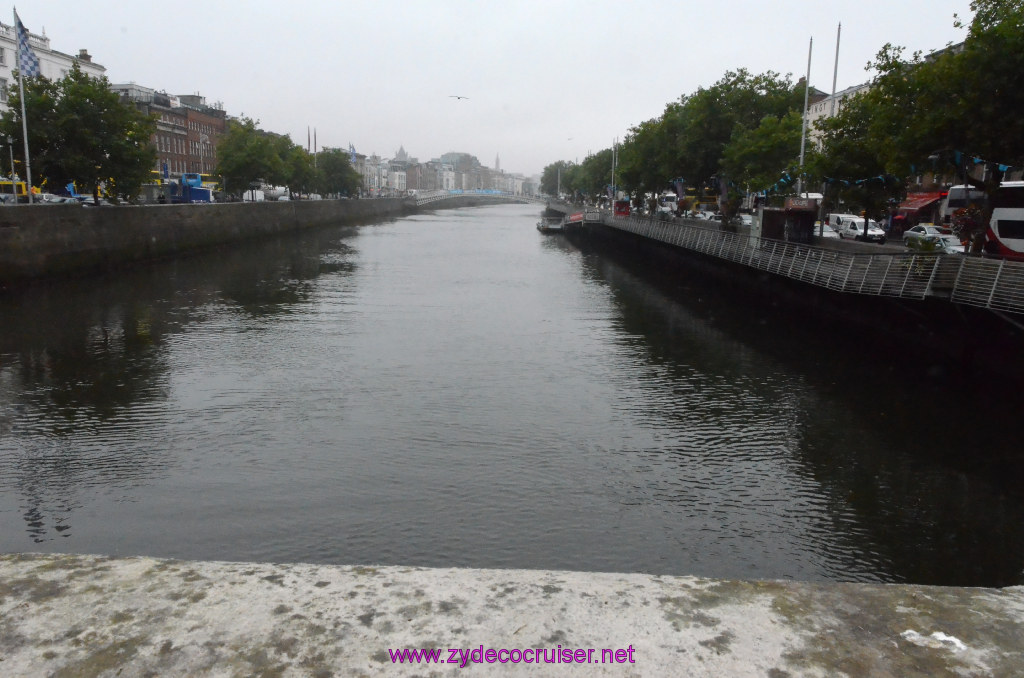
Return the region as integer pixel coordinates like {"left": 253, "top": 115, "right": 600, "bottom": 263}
{"left": 23, "top": 1, "right": 970, "bottom": 177}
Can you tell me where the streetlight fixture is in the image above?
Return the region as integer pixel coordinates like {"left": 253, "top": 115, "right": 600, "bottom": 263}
{"left": 6, "top": 136, "right": 14, "bottom": 205}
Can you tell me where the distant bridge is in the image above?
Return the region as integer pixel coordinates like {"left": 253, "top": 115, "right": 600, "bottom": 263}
{"left": 411, "top": 190, "right": 546, "bottom": 207}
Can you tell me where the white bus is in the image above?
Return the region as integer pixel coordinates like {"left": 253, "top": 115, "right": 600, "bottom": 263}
{"left": 986, "top": 181, "right": 1024, "bottom": 259}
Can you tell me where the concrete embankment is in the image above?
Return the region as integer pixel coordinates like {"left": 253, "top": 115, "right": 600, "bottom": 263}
{"left": 0, "top": 199, "right": 410, "bottom": 285}
{"left": 0, "top": 196, "right": 518, "bottom": 286}
{"left": 1, "top": 553, "right": 1022, "bottom": 676}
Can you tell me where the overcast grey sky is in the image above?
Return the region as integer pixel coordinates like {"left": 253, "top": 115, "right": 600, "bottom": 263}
{"left": 27, "top": 1, "right": 969, "bottom": 177}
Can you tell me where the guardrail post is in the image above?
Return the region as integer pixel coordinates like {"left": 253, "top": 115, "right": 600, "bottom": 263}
{"left": 841, "top": 255, "right": 855, "bottom": 291}
{"left": 923, "top": 256, "right": 942, "bottom": 299}
{"left": 878, "top": 256, "right": 894, "bottom": 295}
{"left": 857, "top": 257, "right": 873, "bottom": 294}
{"left": 986, "top": 258, "right": 1007, "bottom": 309}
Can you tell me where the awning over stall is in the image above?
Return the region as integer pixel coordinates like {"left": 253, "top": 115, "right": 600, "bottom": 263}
{"left": 898, "top": 192, "right": 943, "bottom": 213}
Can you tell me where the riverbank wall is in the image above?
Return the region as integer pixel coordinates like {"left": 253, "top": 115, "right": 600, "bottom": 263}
{"left": 0, "top": 196, "right": 517, "bottom": 286}
{"left": 2, "top": 553, "right": 1022, "bottom": 676}
{"left": 565, "top": 215, "right": 1024, "bottom": 383}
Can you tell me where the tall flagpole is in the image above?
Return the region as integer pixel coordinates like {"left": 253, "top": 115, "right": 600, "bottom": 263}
{"left": 13, "top": 8, "right": 35, "bottom": 204}
{"left": 829, "top": 23, "right": 842, "bottom": 117}
{"left": 797, "top": 36, "right": 812, "bottom": 197}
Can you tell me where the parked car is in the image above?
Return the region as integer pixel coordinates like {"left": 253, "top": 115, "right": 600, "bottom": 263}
{"left": 903, "top": 224, "right": 952, "bottom": 249}
{"left": 40, "top": 195, "right": 80, "bottom": 205}
{"left": 814, "top": 221, "right": 839, "bottom": 238}
{"left": 927, "top": 234, "right": 966, "bottom": 254}
{"left": 78, "top": 197, "right": 114, "bottom": 207}
{"left": 828, "top": 213, "right": 887, "bottom": 243}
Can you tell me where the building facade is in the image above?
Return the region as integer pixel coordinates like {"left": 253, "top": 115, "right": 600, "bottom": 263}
{"left": 112, "top": 84, "right": 227, "bottom": 179}
{"left": 805, "top": 82, "right": 872, "bottom": 145}
{"left": 0, "top": 21, "right": 106, "bottom": 111}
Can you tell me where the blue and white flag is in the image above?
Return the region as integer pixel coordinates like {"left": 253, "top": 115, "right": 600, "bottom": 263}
{"left": 14, "top": 10, "right": 41, "bottom": 78}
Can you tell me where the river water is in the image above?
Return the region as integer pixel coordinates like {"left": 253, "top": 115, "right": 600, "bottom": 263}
{"left": 2, "top": 203, "right": 1023, "bottom": 587}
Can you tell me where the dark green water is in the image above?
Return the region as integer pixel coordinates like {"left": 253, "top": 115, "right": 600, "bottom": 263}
{"left": 2, "top": 203, "right": 1022, "bottom": 586}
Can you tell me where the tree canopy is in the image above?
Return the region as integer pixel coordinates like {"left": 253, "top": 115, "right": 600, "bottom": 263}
{"left": 541, "top": 0, "right": 1024, "bottom": 241}
{"left": 543, "top": 68, "right": 803, "bottom": 206}
{"left": 216, "top": 119, "right": 360, "bottom": 197}
{"left": 0, "top": 63, "right": 156, "bottom": 201}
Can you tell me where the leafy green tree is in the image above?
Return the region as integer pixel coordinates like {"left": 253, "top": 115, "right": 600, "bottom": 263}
{"left": 215, "top": 117, "right": 287, "bottom": 194}
{"left": 808, "top": 95, "right": 901, "bottom": 231}
{"left": 846, "top": 0, "right": 1024, "bottom": 250}
{"left": 667, "top": 69, "right": 801, "bottom": 190}
{"left": 315, "top": 148, "right": 361, "bottom": 196}
{"left": 0, "top": 63, "right": 156, "bottom": 201}
{"left": 540, "top": 160, "right": 575, "bottom": 196}
{"left": 618, "top": 118, "right": 666, "bottom": 198}
{"left": 721, "top": 111, "right": 803, "bottom": 196}
{"left": 285, "top": 146, "right": 317, "bottom": 196}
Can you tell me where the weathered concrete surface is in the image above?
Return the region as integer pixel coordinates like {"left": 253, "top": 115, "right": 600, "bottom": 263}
{"left": 0, "top": 196, "right": 523, "bottom": 285}
{"left": 1, "top": 554, "right": 1022, "bottom": 676}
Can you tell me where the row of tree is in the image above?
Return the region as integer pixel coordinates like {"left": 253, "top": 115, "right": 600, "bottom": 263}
{"left": 216, "top": 117, "right": 360, "bottom": 198}
{"left": 0, "top": 64, "right": 156, "bottom": 202}
{"left": 542, "top": 0, "right": 1024, "bottom": 250}
{"left": 0, "top": 66, "right": 361, "bottom": 202}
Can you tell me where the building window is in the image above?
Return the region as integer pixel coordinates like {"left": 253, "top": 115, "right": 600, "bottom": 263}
{"left": 0, "top": 79, "right": 6, "bottom": 103}
{"left": 0, "top": 48, "right": 5, "bottom": 65}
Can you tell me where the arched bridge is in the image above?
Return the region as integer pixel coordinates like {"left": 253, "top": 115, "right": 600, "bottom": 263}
{"left": 411, "top": 190, "right": 547, "bottom": 208}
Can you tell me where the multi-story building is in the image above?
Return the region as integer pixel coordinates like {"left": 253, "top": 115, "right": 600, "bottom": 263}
{"left": 0, "top": 21, "right": 105, "bottom": 111}
{"left": 356, "top": 153, "right": 385, "bottom": 196}
{"left": 806, "top": 83, "right": 870, "bottom": 144}
{"left": 112, "top": 84, "right": 226, "bottom": 179}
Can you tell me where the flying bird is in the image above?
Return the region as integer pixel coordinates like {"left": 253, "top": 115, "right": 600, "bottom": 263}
{"left": 449, "top": 95, "right": 469, "bottom": 100}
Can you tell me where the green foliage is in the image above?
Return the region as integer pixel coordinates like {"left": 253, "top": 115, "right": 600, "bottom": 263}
{"left": 807, "top": 94, "right": 899, "bottom": 221}
{"left": 721, "top": 110, "right": 803, "bottom": 194}
{"left": 0, "top": 63, "right": 156, "bottom": 200}
{"left": 539, "top": 2, "right": 1021, "bottom": 238}
{"left": 215, "top": 117, "right": 287, "bottom": 192}
{"left": 315, "top": 148, "right": 361, "bottom": 196}
{"left": 547, "top": 68, "right": 802, "bottom": 201}
{"left": 618, "top": 118, "right": 666, "bottom": 196}
{"left": 846, "top": 1, "right": 1024, "bottom": 248}
{"left": 540, "top": 160, "right": 574, "bottom": 196}
{"left": 667, "top": 69, "right": 800, "bottom": 189}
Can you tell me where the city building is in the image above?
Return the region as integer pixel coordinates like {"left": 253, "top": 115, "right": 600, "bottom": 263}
{"left": 112, "top": 84, "right": 227, "bottom": 179}
{"left": 0, "top": 21, "right": 106, "bottom": 111}
{"left": 805, "top": 82, "right": 871, "bottom": 144}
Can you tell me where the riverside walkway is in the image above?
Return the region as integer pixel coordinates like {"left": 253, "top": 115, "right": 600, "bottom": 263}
{"left": 2, "top": 553, "right": 1023, "bottom": 676}
{"left": 550, "top": 204, "right": 1024, "bottom": 317}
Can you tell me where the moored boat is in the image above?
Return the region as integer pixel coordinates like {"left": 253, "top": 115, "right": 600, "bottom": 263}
{"left": 536, "top": 217, "right": 564, "bottom": 233}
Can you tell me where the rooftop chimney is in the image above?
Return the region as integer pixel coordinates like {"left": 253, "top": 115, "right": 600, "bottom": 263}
{"left": 78, "top": 49, "right": 92, "bottom": 62}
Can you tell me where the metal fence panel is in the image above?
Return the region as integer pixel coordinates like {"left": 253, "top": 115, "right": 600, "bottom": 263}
{"left": 596, "top": 214, "right": 1024, "bottom": 315}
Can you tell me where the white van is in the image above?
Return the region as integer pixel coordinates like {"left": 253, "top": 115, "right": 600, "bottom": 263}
{"left": 827, "top": 213, "right": 887, "bottom": 243}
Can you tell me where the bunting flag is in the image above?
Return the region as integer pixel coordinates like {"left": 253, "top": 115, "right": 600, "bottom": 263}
{"left": 14, "top": 10, "right": 41, "bottom": 78}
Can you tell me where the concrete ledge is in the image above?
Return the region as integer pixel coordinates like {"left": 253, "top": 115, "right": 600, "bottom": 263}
{"left": 1, "top": 554, "right": 1022, "bottom": 676}
{"left": 0, "top": 196, "right": 526, "bottom": 285}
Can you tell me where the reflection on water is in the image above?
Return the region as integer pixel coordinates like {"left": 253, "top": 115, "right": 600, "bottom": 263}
{"left": 1, "top": 204, "right": 1022, "bottom": 586}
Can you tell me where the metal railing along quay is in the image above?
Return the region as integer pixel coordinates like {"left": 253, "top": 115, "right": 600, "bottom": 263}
{"left": 597, "top": 213, "right": 1024, "bottom": 315}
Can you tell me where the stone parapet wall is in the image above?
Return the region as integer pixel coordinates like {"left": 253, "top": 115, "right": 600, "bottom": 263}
{"left": 0, "top": 199, "right": 409, "bottom": 284}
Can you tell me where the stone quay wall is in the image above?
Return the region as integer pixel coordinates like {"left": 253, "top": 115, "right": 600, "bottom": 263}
{"left": 0, "top": 197, "right": 444, "bottom": 285}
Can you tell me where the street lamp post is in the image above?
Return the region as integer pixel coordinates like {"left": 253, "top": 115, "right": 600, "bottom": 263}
{"left": 6, "top": 136, "right": 14, "bottom": 205}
